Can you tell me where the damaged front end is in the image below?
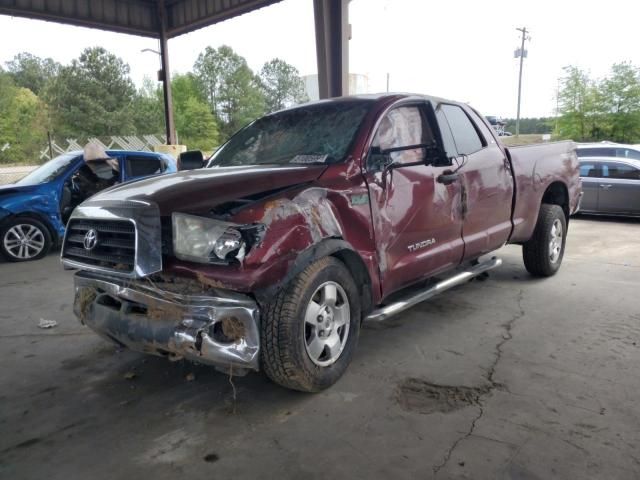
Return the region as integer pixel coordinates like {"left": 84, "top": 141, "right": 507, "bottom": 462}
{"left": 73, "top": 271, "right": 260, "bottom": 372}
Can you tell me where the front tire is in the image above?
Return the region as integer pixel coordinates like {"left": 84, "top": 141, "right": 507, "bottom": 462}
{"left": 522, "top": 204, "right": 567, "bottom": 277}
{"left": 0, "top": 217, "right": 52, "bottom": 262}
{"left": 261, "top": 256, "right": 361, "bottom": 392}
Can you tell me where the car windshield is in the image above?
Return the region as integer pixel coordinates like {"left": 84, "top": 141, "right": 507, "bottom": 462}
{"left": 16, "top": 153, "right": 77, "bottom": 186}
{"left": 209, "top": 100, "right": 373, "bottom": 167}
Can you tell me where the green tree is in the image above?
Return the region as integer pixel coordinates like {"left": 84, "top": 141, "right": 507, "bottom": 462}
{"left": 5, "top": 52, "right": 60, "bottom": 96}
{"left": 193, "top": 45, "right": 265, "bottom": 138}
{"left": 259, "top": 58, "right": 308, "bottom": 112}
{"left": 132, "top": 77, "right": 164, "bottom": 134}
{"left": 0, "top": 72, "right": 48, "bottom": 163}
{"left": 47, "top": 47, "right": 136, "bottom": 137}
{"left": 171, "top": 73, "right": 219, "bottom": 150}
{"left": 557, "top": 66, "right": 597, "bottom": 141}
{"left": 600, "top": 62, "right": 640, "bottom": 142}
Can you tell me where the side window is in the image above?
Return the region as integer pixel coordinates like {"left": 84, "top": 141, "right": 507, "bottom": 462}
{"left": 440, "top": 104, "right": 484, "bottom": 155}
{"left": 604, "top": 162, "right": 640, "bottom": 180}
{"left": 577, "top": 147, "right": 615, "bottom": 157}
{"left": 435, "top": 109, "right": 458, "bottom": 159}
{"left": 616, "top": 148, "right": 640, "bottom": 160}
{"left": 370, "top": 106, "right": 432, "bottom": 168}
{"left": 125, "top": 155, "right": 163, "bottom": 177}
{"left": 468, "top": 108, "right": 496, "bottom": 145}
{"left": 579, "top": 162, "right": 598, "bottom": 177}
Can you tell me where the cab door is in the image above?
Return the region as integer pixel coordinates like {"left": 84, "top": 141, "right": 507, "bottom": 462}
{"left": 435, "top": 104, "right": 514, "bottom": 260}
{"left": 578, "top": 161, "right": 601, "bottom": 212}
{"left": 363, "top": 102, "right": 464, "bottom": 297}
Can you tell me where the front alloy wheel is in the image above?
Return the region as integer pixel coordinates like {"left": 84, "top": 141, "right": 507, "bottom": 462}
{"left": 0, "top": 217, "right": 52, "bottom": 262}
{"left": 304, "top": 281, "right": 351, "bottom": 367}
{"left": 261, "top": 256, "right": 361, "bottom": 392}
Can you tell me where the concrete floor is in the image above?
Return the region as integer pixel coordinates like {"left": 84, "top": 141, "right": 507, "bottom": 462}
{"left": 1, "top": 216, "right": 639, "bottom": 479}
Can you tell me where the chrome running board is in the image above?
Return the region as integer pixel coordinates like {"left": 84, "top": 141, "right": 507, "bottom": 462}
{"left": 364, "top": 257, "right": 502, "bottom": 322}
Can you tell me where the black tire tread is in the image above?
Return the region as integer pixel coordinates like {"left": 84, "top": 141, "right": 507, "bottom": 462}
{"left": 522, "top": 204, "right": 565, "bottom": 277}
{"left": 261, "top": 256, "right": 356, "bottom": 392}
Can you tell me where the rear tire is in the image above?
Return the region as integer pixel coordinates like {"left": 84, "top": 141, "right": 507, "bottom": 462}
{"left": 522, "top": 204, "right": 566, "bottom": 277}
{"left": 0, "top": 217, "right": 52, "bottom": 262}
{"left": 261, "top": 256, "right": 361, "bottom": 392}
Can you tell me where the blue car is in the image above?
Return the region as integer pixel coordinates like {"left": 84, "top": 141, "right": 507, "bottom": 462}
{"left": 0, "top": 150, "right": 177, "bottom": 262}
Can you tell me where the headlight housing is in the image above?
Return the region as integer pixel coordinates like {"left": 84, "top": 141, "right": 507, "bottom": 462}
{"left": 172, "top": 213, "right": 250, "bottom": 264}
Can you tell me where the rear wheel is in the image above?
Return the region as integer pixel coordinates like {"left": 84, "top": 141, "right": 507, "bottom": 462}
{"left": 261, "top": 256, "right": 361, "bottom": 392}
{"left": 0, "top": 217, "right": 52, "bottom": 262}
{"left": 522, "top": 204, "right": 566, "bottom": 277}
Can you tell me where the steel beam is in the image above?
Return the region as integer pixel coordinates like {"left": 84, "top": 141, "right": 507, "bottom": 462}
{"left": 313, "top": 0, "right": 349, "bottom": 99}
{"left": 158, "top": 0, "right": 176, "bottom": 145}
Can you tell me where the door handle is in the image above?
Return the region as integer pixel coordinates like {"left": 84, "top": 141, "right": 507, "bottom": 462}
{"left": 600, "top": 184, "right": 612, "bottom": 189}
{"left": 437, "top": 171, "right": 459, "bottom": 185}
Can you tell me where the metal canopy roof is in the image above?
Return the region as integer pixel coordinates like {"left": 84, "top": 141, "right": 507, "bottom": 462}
{"left": 0, "top": 0, "right": 283, "bottom": 38}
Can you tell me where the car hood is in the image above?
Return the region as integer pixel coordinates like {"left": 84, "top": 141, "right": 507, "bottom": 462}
{"left": 86, "top": 164, "right": 328, "bottom": 216}
{"left": 0, "top": 183, "right": 39, "bottom": 198}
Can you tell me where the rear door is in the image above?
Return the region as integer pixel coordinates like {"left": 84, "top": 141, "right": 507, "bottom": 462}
{"left": 597, "top": 161, "right": 640, "bottom": 214}
{"left": 436, "top": 103, "right": 514, "bottom": 261}
{"left": 578, "top": 161, "right": 602, "bottom": 212}
{"left": 363, "top": 101, "right": 464, "bottom": 296}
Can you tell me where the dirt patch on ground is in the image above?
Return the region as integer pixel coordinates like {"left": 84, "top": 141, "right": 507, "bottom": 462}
{"left": 395, "top": 378, "right": 491, "bottom": 414}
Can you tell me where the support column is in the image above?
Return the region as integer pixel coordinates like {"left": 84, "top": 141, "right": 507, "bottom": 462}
{"left": 158, "top": 0, "right": 176, "bottom": 145}
{"left": 313, "top": 0, "right": 349, "bottom": 99}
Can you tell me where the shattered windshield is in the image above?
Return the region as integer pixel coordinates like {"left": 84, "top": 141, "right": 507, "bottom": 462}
{"left": 210, "top": 100, "right": 373, "bottom": 167}
{"left": 16, "top": 153, "right": 77, "bottom": 186}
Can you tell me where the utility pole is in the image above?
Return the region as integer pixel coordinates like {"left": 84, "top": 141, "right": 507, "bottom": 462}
{"left": 514, "top": 27, "right": 530, "bottom": 138}
{"left": 386, "top": 73, "right": 390, "bottom": 92}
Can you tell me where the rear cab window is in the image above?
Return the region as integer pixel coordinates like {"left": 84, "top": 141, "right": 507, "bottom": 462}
{"left": 437, "top": 104, "right": 486, "bottom": 156}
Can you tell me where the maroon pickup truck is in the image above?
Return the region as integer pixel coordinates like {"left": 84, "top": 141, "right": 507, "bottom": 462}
{"left": 62, "top": 94, "right": 581, "bottom": 392}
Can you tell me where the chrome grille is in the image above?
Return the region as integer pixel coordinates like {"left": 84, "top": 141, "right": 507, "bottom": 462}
{"left": 63, "top": 219, "right": 136, "bottom": 272}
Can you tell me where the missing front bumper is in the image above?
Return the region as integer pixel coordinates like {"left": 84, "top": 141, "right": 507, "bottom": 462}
{"left": 73, "top": 272, "right": 260, "bottom": 371}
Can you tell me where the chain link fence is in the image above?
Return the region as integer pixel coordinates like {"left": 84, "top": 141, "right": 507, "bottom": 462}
{"left": 0, "top": 166, "right": 38, "bottom": 185}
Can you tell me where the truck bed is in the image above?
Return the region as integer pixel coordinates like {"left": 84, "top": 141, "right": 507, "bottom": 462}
{"left": 507, "top": 140, "right": 581, "bottom": 243}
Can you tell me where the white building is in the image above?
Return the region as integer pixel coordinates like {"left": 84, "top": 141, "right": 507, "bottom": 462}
{"left": 302, "top": 73, "right": 370, "bottom": 101}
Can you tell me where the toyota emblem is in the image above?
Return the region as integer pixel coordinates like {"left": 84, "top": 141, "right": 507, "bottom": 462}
{"left": 83, "top": 229, "right": 98, "bottom": 251}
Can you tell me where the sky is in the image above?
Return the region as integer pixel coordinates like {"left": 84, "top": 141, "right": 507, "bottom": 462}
{"left": 1, "top": 0, "right": 639, "bottom": 118}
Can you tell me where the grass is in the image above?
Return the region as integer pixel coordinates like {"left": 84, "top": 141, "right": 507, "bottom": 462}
{"left": 500, "top": 134, "right": 561, "bottom": 146}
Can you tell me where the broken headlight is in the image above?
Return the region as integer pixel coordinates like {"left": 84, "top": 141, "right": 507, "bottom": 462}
{"left": 172, "top": 213, "right": 248, "bottom": 264}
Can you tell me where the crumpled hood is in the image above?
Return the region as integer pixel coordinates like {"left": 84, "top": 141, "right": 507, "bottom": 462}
{"left": 86, "top": 164, "right": 328, "bottom": 216}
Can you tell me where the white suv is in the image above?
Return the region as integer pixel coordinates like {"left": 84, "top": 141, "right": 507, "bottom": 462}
{"left": 576, "top": 142, "right": 640, "bottom": 160}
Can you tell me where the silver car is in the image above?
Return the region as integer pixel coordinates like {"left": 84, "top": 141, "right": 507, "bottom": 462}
{"left": 579, "top": 157, "right": 640, "bottom": 216}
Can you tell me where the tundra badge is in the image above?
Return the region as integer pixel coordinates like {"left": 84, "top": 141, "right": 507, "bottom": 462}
{"left": 407, "top": 238, "right": 436, "bottom": 252}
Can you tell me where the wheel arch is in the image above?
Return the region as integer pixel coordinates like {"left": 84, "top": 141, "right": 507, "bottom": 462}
{"left": 541, "top": 181, "right": 570, "bottom": 221}
{"left": 255, "top": 237, "right": 374, "bottom": 320}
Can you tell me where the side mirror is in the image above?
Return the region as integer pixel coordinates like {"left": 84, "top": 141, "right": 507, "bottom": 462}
{"left": 368, "top": 146, "right": 392, "bottom": 171}
{"left": 178, "top": 150, "right": 205, "bottom": 171}
{"left": 375, "top": 142, "right": 452, "bottom": 170}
